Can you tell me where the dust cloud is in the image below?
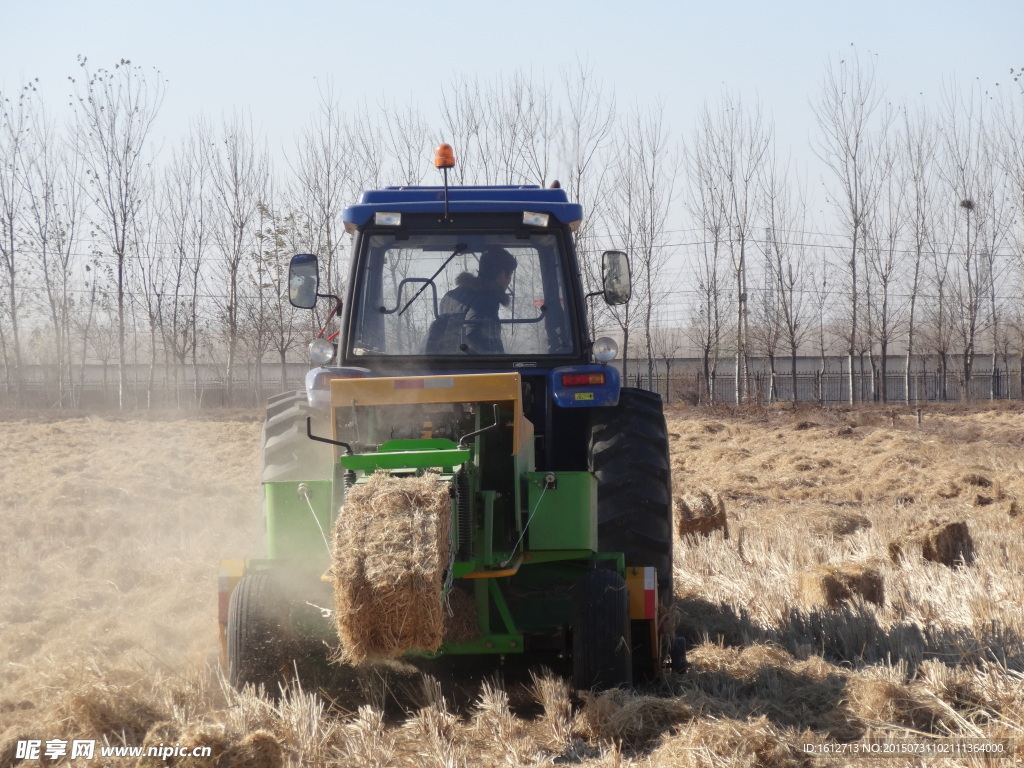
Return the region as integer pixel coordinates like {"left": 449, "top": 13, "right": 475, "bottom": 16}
{"left": 0, "top": 414, "right": 262, "bottom": 724}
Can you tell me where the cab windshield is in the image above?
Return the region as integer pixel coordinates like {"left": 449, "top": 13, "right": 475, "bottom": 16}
{"left": 350, "top": 232, "right": 575, "bottom": 357}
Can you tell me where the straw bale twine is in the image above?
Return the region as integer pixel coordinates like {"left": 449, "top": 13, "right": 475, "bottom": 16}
{"left": 674, "top": 490, "right": 728, "bottom": 539}
{"left": 331, "top": 472, "right": 452, "bottom": 662}
{"left": 797, "top": 564, "right": 884, "bottom": 608}
{"left": 888, "top": 519, "right": 974, "bottom": 568}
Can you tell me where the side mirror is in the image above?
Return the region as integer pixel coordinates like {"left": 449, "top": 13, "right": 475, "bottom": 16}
{"left": 288, "top": 253, "right": 320, "bottom": 309}
{"left": 601, "top": 250, "right": 631, "bottom": 306}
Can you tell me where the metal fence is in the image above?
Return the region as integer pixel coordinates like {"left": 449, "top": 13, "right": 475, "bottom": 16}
{"left": 2, "top": 361, "right": 1022, "bottom": 410}
{"left": 0, "top": 362, "right": 312, "bottom": 410}
{"left": 626, "top": 368, "right": 1024, "bottom": 405}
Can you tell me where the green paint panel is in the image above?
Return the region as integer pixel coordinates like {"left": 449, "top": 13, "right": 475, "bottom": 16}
{"left": 340, "top": 448, "right": 469, "bottom": 471}
{"left": 265, "top": 480, "right": 334, "bottom": 565}
{"left": 524, "top": 472, "right": 597, "bottom": 551}
{"left": 377, "top": 438, "right": 459, "bottom": 452}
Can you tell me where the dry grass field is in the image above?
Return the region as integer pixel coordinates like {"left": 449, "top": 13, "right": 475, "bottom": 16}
{"left": 1, "top": 402, "right": 1023, "bottom": 767}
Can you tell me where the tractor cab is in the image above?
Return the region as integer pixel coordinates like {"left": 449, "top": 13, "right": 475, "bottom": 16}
{"left": 288, "top": 146, "right": 633, "bottom": 473}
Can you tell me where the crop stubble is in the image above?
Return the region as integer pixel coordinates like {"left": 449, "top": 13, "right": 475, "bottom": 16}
{"left": 1, "top": 404, "right": 1023, "bottom": 767}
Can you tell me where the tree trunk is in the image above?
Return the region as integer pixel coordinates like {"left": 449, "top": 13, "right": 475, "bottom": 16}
{"left": 963, "top": 344, "right": 974, "bottom": 403}
{"left": 791, "top": 345, "right": 798, "bottom": 404}
{"left": 879, "top": 341, "right": 888, "bottom": 403}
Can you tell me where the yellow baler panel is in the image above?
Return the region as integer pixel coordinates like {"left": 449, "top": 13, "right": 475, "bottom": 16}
{"left": 331, "top": 373, "right": 533, "bottom": 454}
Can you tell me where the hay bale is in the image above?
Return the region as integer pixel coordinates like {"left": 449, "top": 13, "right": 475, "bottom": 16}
{"left": 331, "top": 472, "right": 452, "bottom": 661}
{"left": 816, "top": 511, "right": 870, "bottom": 536}
{"left": 846, "top": 678, "right": 948, "bottom": 732}
{"left": 675, "top": 490, "right": 728, "bottom": 539}
{"left": 578, "top": 688, "right": 692, "bottom": 749}
{"left": 175, "top": 727, "right": 232, "bottom": 768}
{"left": 797, "top": 564, "right": 884, "bottom": 608}
{"left": 888, "top": 519, "right": 974, "bottom": 568}
{"left": 228, "top": 731, "right": 284, "bottom": 768}
{"left": 961, "top": 472, "right": 991, "bottom": 488}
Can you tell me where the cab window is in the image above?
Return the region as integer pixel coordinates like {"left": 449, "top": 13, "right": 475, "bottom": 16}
{"left": 351, "top": 232, "right": 575, "bottom": 357}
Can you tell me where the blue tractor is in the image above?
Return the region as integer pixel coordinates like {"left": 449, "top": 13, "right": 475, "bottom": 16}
{"left": 221, "top": 145, "right": 680, "bottom": 694}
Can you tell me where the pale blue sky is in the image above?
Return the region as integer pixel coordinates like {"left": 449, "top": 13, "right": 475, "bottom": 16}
{"left": 3, "top": 0, "right": 1021, "bottom": 175}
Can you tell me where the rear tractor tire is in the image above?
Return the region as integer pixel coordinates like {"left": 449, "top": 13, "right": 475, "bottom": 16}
{"left": 589, "top": 387, "right": 674, "bottom": 604}
{"left": 572, "top": 569, "right": 632, "bottom": 691}
{"left": 227, "top": 573, "right": 293, "bottom": 696}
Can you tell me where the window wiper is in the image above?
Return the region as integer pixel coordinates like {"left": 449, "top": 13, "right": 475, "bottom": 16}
{"left": 398, "top": 243, "right": 467, "bottom": 316}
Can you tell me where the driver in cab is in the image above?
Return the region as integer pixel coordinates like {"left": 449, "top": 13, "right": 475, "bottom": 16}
{"left": 426, "top": 248, "right": 517, "bottom": 354}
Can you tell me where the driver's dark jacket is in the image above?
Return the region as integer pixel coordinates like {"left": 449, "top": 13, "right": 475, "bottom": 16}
{"left": 425, "top": 272, "right": 509, "bottom": 354}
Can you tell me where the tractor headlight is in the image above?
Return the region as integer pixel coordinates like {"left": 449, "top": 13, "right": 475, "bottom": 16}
{"left": 592, "top": 337, "right": 618, "bottom": 364}
{"left": 309, "top": 338, "right": 335, "bottom": 365}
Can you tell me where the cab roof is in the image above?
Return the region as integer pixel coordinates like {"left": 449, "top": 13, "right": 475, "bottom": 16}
{"left": 342, "top": 186, "right": 584, "bottom": 228}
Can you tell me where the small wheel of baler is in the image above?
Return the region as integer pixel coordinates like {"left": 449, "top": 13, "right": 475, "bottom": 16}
{"left": 227, "top": 573, "right": 292, "bottom": 696}
{"left": 670, "top": 635, "right": 688, "bottom": 675}
{"left": 572, "top": 568, "right": 632, "bottom": 691}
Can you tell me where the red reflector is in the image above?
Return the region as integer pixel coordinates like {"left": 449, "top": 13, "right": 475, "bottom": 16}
{"left": 561, "top": 373, "right": 605, "bottom": 387}
{"left": 394, "top": 378, "right": 426, "bottom": 389}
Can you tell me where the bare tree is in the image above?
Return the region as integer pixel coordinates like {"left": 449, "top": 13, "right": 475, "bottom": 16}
{"left": 239, "top": 206, "right": 274, "bottom": 405}
{"left": 556, "top": 60, "right": 616, "bottom": 336}
{"left": 684, "top": 112, "right": 730, "bottom": 402}
{"left": 71, "top": 57, "right": 165, "bottom": 409}
{"left": 253, "top": 196, "right": 303, "bottom": 393}
{"left": 808, "top": 261, "right": 835, "bottom": 403}
{"left": 813, "top": 51, "right": 884, "bottom": 405}
{"left": 292, "top": 83, "right": 356, "bottom": 304}
{"left": 23, "top": 102, "right": 84, "bottom": 406}
{"left": 649, "top": 321, "right": 684, "bottom": 403}
{"left": 995, "top": 77, "right": 1024, "bottom": 398}
{"left": 209, "top": 112, "right": 267, "bottom": 405}
{"left": 0, "top": 82, "right": 36, "bottom": 401}
{"left": 862, "top": 106, "right": 902, "bottom": 402}
{"left": 900, "top": 103, "right": 938, "bottom": 404}
{"left": 750, "top": 232, "right": 784, "bottom": 403}
{"left": 920, "top": 218, "right": 956, "bottom": 401}
{"left": 940, "top": 80, "right": 994, "bottom": 401}
{"left": 162, "top": 123, "right": 211, "bottom": 407}
{"left": 762, "top": 155, "right": 813, "bottom": 402}
{"left": 382, "top": 100, "right": 432, "bottom": 186}
{"left": 133, "top": 181, "right": 166, "bottom": 409}
{"left": 693, "top": 92, "right": 772, "bottom": 403}
{"left": 440, "top": 72, "right": 553, "bottom": 187}
{"left": 607, "top": 104, "right": 677, "bottom": 389}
